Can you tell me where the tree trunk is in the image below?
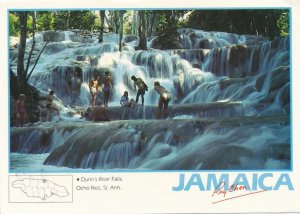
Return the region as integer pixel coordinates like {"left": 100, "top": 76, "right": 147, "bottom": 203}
{"left": 119, "top": 11, "right": 126, "bottom": 52}
{"left": 148, "top": 11, "right": 157, "bottom": 37}
{"left": 16, "top": 11, "right": 28, "bottom": 94}
{"left": 131, "top": 11, "right": 139, "bottom": 35}
{"left": 110, "top": 11, "right": 119, "bottom": 34}
{"left": 98, "top": 10, "right": 105, "bottom": 43}
{"left": 138, "top": 11, "right": 147, "bottom": 50}
{"left": 25, "top": 11, "right": 36, "bottom": 74}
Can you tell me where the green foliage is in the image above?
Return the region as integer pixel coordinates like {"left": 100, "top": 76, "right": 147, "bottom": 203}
{"left": 69, "top": 11, "right": 98, "bottom": 31}
{"left": 185, "top": 9, "right": 289, "bottom": 39}
{"left": 277, "top": 12, "right": 289, "bottom": 37}
{"left": 9, "top": 13, "right": 20, "bottom": 36}
{"left": 9, "top": 9, "right": 289, "bottom": 40}
{"left": 123, "top": 11, "right": 133, "bottom": 34}
{"left": 36, "top": 12, "right": 54, "bottom": 31}
{"left": 156, "top": 11, "right": 179, "bottom": 41}
{"left": 26, "top": 15, "right": 33, "bottom": 33}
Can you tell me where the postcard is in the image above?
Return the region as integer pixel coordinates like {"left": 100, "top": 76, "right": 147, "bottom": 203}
{"left": 1, "top": 0, "right": 300, "bottom": 213}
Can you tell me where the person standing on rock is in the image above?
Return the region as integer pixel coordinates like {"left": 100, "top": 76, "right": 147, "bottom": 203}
{"left": 131, "top": 75, "right": 148, "bottom": 106}
{"left": 102, "top": 71, "right": 112, "bottom": 107}
{"left": 46, "top": 91, "right": 62, "bottom": 121}
{"left": 154, "top": 81, "right": 172, "bottom": 119}
{"left": 16, "top": 94, "right": 27, "bottom": 127}
{"left": 89, "top": 74, "right": 100, "bottom": 107}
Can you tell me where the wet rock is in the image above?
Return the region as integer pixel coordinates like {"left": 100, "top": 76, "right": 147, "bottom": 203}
{"left": 11, "top": 129, "right": 54, "bottom": 154}
{"left": 255, "top": 73, "right": 267, "bottom": 92}
{"left": 10, "top": 49, "right": 19, "bottom": 62}
{"left": 200, "top": 145, "right": 257, "bottom": 170}
{"left": 123, "top": 35, "right": 138, "bottom": 43}
{"left": 44, "top": 42, "right": 68, "bottom": 54}
{"left": 280, "top": 83, "right": 290, "bottom": 106}
{"left": 198, "top": 39, "right": 210, "bottom": 49}
{"left": 150, "top": 36, "right": 183, "bottom": 50}
{"left": 50, "top": 66, "right": 83, "bottom": 105}
{"left": 43, "top": 31, "right": 66, "bottom": 42}
{"left": 76, "top": 55, "right": 87, "bottom": 61}
{"left": 84, "top": 106, "right": 110, "bottom": 121}
{"left": 10, "top": 36, "right": 20, "bottom": 48}
{"left": 244, "top": 35, "right": 268, "bottom": 46}
{"left": 219, "top": 77, "right": 251, "bottom": 90}
{"left": 269, "top": 66, "right": 290, "bottom": 92}
{"left": 267, "top": 143, "right": 290, "bottom": 160}
{"left": 228, "top": 44, "right": 247, "bottom": 77}
{"left": 37, "top": 116, "right": 290, "bottom": 170}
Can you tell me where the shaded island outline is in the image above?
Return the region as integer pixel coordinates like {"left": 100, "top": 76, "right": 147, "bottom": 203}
{"left": 12, "top": 178, "right": 69, "bottom": 200}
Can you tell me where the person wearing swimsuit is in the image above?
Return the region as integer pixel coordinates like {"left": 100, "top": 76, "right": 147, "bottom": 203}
{"left": 16, "top": 94, "right": 27, "bottom": 127}
{"left": 89, "top": 75, "right": 100, "bottom": 107}
{"left": 46, "top": 91, "right": 61, "bottom": 121}
{"left": 103, "top": 71, "right": 112, "bottom": 107}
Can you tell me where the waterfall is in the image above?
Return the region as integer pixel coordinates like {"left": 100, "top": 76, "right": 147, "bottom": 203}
{"left": 11, "top": 127, "right": 78, "bottom": 154}
{"left": 10, "top": 27, "right": 290, "bottom": 171}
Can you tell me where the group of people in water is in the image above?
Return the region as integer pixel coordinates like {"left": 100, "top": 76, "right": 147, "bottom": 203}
{"left": 15, "top": 71, "right": 172, "bottom": 127}
{"left": 89, "top": 73, "right": 172, "bottom": 119}
{"left": 15, "top": 90, "right": 61, "bottom": 127}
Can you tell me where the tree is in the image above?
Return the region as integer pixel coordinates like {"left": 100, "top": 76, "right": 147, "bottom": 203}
{"left": 153, "top": 10, "right": 181, "bottom": 49}
{"left": 9, "top": 13, "right": 20, "bottom": 36}
{"left": 148, "top": 11, "right": 158, "bottom": 37}
{"left": 277, "top": 11, "right": 289, "bottom": 36}
{"left": 36, "top": 12, "right": 54, "bottom": 31}
{"left": 16, "top": 11, "right": 28, "bottom": 93}
{"left": 98, "top": 10, "right": 105, "bottom": 43}
{"left": 119, "top": 10, "right": 126, "bottom": 51}
{"left": 138, "top": 11, "right": 147, "bottom": 50}
{"left": 185, "top": 9, "right": 289, "bottom": 39}
{"left": 131, "top": 11, "right": 139, "bottom": 35}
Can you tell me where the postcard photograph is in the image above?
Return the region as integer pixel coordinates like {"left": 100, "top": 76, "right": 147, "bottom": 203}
{"left": 9, "top": 9, "right": 291, "bottom": 173}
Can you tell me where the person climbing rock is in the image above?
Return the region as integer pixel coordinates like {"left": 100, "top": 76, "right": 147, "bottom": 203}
{"left": 154, "top": 81, "right": 172, "bottom": 119}
{"left": 103, "top": 71, "right": 112, "bottom": 107}
{"left": 131, "top": 75, "right": 148, "bottom": 106}
{"left": 46, "top": 91, "right": 62, "bottom": 121}
{"left": 89, "top": 74, "right": 100, "bottom": 107}
{"left": 16, "top": 94, "right": 27, "bottom": 127}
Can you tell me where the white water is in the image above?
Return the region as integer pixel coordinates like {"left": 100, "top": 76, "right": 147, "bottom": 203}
{"left": 10, "top": 28, "right": 289, "bottom": 114}
{"left": 10, "top": 123, "right": 290, "bottom": 171}
{"left": 10, "top": 28, "right": 290, "bottom": 171}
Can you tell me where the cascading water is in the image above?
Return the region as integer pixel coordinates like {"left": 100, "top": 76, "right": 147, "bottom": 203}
{"left": 10, "top": 27, "right": 290, "bottom": 171}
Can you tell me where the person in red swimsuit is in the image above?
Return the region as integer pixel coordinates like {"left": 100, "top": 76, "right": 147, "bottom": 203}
{"left": 16, "top": 94, "right": 27, "bottom": 127}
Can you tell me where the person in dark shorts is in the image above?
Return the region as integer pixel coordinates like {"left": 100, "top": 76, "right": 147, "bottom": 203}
{"left": 103, "top": 71, "right": 112, "bottom": 107}
{"left": 154, "top": 81, "right": 172, "bottom": 119}
{"left": 131, "top": 75, "right": 148, "bottom": 106}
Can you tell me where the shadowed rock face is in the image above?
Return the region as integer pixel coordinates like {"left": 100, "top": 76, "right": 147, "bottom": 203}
{"left": 80, "top": 102, "right": 243, "bottom": 121}
{"left": 40, "top": 116, "right": 289, "bottom": 170}
{"left": 10, "top": 115, "right": 290, "bottom": 170}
